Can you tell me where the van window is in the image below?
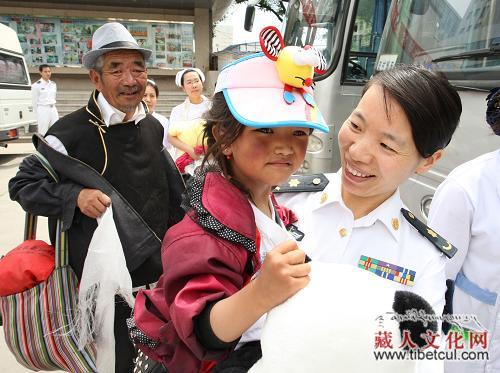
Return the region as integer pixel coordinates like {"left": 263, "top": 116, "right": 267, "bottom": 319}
{"left": 376, "top": 0, "right": 500, "bottom": 89}
{"left": 0, "top": 52, "right": 29, "bottom": 85}
{"left": 343, "top": 0, "right": 391, "bottom": 83}
{"left": 283, "top": 0, "right": 347, "bottom": 72}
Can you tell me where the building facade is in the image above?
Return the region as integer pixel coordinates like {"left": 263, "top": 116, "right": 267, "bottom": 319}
{"left": 0, "top": 0, "right": 231, "bottom": 104}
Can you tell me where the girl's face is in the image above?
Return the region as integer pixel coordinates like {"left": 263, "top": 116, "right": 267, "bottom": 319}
{"left": 225, "top": 126, "right": 311, "bottom": 194}
{"left": 182, "top": 71, "right": 203, "bottom": 100}
{"left": 143, "top": 85, "right": 157, "bottom": 112}
{"left": 338, "top": 84, "right": 441, "bottom": 213}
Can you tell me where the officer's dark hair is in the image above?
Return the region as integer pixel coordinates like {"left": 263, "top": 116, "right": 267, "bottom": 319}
{"left": 201, "top": 92, "right": 245, "bottom": 180}
{"left": 486, "top": 88, "right": 500, "bottom": 136}
{"left": 363, "top": 65, "right": 462, "bottom": 158}
{"left": 490, "top": 114, "right": 500, "bottom": 137}
{"left": 39, "top": 64, "right": 50, "bottom": 72}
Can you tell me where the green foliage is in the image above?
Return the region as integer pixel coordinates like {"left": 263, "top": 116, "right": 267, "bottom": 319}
{"left": 235, "top": 0, "right": 287, "bottom": 22}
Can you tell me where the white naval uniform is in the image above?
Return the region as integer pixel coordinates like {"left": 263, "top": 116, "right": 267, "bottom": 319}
{"left": 428, "top": 149, "right": 500, "bottom": 373}
{"left": 32, "top": 78, "right": 58, "bottom": 135}
{"left": 277, "top": 170, "right": 447, "bottom": 317}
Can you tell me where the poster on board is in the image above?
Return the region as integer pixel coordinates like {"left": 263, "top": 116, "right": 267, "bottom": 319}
{"left": 0, "top": 15, "right": 195, "bottom": 69}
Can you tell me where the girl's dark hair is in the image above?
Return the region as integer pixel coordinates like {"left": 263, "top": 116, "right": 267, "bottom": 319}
{"left": 363, "top": 65, "right": 462, "bottom": 158}
{"left": 146, "top": 79, "right": 159, "bottom": 97}
{"left": 181, "top": 69, "right": 203, "bottom": 86}
{"left": 201, "top": 92, "right": 245, "bottom": 180}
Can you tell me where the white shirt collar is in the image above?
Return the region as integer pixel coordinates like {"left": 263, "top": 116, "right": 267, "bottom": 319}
{"left": 96, "top": 92, "right": 146, "bottom": 127}
{"left": 313, "top": 169, "right": 402, "bottom": 241}
{"left": 312, "top": 171, "right": 344, "bottom": 210}
{"left": 250, "top": 198, "right": 291, "bottom": 260}
{"left": 352, "top": 187, "right": 402, "bottom": 242}
{"left": 184, "top": 96, "right": 208, "bottom": 105}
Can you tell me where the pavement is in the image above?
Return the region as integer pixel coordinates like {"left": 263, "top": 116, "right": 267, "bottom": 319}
{"left": 0, "top": 137, "right": 63, "bottom": 372}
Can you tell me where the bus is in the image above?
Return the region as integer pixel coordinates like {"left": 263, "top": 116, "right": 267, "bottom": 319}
{"left": 0, "top": 23, "right": 35, "bottom": 141}
{"left": 280, "top": 0, "right": 500, "bottom": 220}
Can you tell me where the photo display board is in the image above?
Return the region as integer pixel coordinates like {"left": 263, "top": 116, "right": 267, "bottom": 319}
{"left": 0, "top": 15, "right": 195, "bottom": 68}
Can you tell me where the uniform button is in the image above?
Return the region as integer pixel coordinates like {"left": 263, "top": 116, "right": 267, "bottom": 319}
{"left": 312, "top": 177, "right": 321, "bottom": 185}
{"left": 320, "top": 193, "right": 328, "bottom": 204}
{"left": 427, "top": 228, "right": 438, "bottom": 238}
{"left": 391, "top": 218, "right": 400, "bottom": 231}
{"left": 339, "top": 228, "right": 347, "bottom": 237}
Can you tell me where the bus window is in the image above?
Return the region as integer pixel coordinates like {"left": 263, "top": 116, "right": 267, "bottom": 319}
{"left": 283, "top": 0, "right": 348, "bottom": 74}
{"left": 0, "top": 52, "right": 29, "bottom": 85}
{"left": 343, "top": 0, "right": 391, "bottom": 83}
{"left": 376, "top": 0, "right": 500, "bottom": 89}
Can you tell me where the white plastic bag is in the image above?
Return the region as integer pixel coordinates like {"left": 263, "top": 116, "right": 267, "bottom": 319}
{"left": 75, "top": 205, "right": 134, "bottom": 373}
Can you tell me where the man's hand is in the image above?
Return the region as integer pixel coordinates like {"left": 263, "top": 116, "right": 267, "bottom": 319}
{"left": 77, "top": 188, "right": 111, "bottom": 219}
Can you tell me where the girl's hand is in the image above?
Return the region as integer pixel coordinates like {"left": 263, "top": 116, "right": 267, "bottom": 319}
{"left": 253, "top": 240, "right": 311, "bottom": 311}
{"left": 208, "top": 241, "right": 310, "bottom": 343}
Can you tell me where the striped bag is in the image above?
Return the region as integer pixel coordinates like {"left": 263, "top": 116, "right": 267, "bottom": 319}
{"left": 0, "top": 152, "right": 97, "bottom": 372}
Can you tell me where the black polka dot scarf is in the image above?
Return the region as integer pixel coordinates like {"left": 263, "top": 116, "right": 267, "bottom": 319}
{"left": 181, "top": 166, "right": 257, "bottom": 256}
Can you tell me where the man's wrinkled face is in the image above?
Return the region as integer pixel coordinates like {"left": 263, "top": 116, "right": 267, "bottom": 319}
{"left": 90, "top": 50, "right": 147, "bottom": 115}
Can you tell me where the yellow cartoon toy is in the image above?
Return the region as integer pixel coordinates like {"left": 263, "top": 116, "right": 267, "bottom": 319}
{"left": 259, "top": 26, "right": 327, "bottom": 106}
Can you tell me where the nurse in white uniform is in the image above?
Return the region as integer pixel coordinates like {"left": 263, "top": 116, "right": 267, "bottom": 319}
{"left": 32, "top": 64, "right": 58, "bottom": 135}
{"left": 428, "top": 88, "right": 500, "bottom": 373}
{"left": 168, "top": 68, "right": 210, "bottom": 162}
{"left": 278, "top": 65, "right": 462, "bottom": 318}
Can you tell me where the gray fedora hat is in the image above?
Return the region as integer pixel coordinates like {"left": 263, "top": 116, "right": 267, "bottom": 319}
{"left": 82, "top": 22, "right": 152, "bottom": 69}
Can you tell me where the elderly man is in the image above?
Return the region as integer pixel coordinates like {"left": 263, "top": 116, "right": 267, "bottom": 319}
{"left": 9, "top": 22, "right": 184, "bottom": 372}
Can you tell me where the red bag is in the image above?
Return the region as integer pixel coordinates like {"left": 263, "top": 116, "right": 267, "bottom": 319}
{"left": 175, "top": 145, "right": 205, "bottom": 174}
{"left": 0, "top": 239, "right": 55, "bottom": 296}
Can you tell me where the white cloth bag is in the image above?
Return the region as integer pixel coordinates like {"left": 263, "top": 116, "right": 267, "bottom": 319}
{"left": 76, "top": 206, "right": 134, "bottom": 373}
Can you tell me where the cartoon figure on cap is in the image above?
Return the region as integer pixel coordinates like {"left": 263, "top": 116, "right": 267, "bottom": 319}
{"left": 260, "top": 26, "right": 327, "bottom": 106}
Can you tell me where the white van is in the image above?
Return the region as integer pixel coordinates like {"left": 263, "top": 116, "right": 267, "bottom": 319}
{"left": 0, "top": 23, "right": 36, "bottom": 141}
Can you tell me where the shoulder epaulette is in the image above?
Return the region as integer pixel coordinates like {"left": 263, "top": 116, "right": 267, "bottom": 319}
{"left": 401, "top": 208, "right": 457, "bottom": 259}
{"left": 273, "top": 173, "right": 328, "bottom": 193}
